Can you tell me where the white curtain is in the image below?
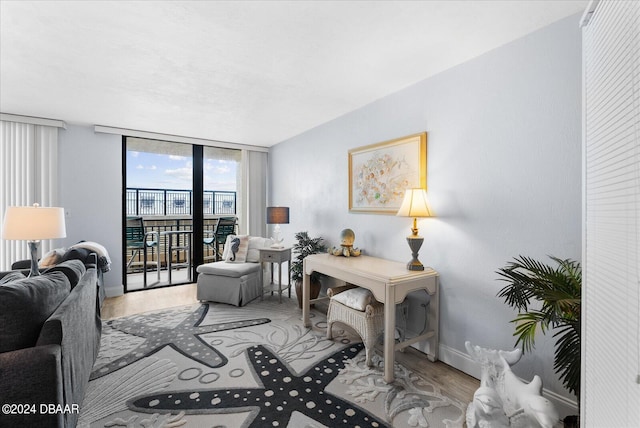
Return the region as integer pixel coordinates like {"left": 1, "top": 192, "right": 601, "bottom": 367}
{"left": 241, "top": 150, "right": 268, "bottom": 237}
{"left": 581, "top": 0, "right": 640, "bottom": 425}
{"left": 0, "top": 119, "right": 61, "bottom": 270}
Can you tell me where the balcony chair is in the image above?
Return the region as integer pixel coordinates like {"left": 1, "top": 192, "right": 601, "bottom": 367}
{"left": 125, "top": 216, "right": 160, "bottom": 287}
{"left": 204, "top": 217, "right": 238, "bottom": 261}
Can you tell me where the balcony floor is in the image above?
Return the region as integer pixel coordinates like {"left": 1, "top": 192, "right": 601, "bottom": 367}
{"left": 126, "top": 267, "right": 193, "bottom": 291}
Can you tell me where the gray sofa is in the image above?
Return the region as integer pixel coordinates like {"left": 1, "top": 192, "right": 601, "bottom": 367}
{"left": 0, "top": 257, "right": 101, "bottom": 427}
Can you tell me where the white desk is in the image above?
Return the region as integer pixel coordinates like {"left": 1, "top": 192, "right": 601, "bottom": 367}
{"left": 302, "top": 253, "right": 439, "bottom": 383}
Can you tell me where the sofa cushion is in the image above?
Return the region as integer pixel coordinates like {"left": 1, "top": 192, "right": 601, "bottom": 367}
{"left": 0, "top": 272, "right": 71, "bottom": 353}
{"left": 0, "top": 271, "right": 26, "bottom": 285}
{"left": 43, "top": 260, "right": 86, "bottom": 288}
{"left": 197, "top": 261, "right": 260, "bottom": 278}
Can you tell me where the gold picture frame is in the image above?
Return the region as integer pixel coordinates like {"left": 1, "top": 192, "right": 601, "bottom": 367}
{"left": 349, "top": 132, "right": 427, "bottom": 214}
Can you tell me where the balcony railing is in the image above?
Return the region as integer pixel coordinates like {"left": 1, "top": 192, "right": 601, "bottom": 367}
{"left": 126, "top": 187, "right": 236, "bottom": 216}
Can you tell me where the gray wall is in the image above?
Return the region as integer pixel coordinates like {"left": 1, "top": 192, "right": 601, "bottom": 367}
{"left": 269, "top": 14, "right": 582, "bottom": 409}
{"left": 58, "top": 124, "right": 123, "bottom": 295}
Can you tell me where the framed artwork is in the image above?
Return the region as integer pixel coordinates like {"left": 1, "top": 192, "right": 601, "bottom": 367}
{"left": 349, "top": 132, "right": 427, "bottom": 214}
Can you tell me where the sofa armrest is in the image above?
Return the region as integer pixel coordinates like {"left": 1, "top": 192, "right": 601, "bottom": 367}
{"left": 37, "top": 267, "right": 100, "bottom": 427}
{"left": 0, "top": 345, "right": 65, "bottom": 427}
{"left": 10, "top": 259, "right": 31, "bottom": 270}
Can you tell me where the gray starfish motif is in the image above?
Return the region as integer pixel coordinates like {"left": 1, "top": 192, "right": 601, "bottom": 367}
{"left": 127, "top": 343, "right": 390, "bottom": 427}
{"left": 91, "top": 304, "right": 270, "bottom": 380}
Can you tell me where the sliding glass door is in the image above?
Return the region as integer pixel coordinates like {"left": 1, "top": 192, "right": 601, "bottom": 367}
{"left": 123, "top": 137, "right": 240, "bottom": 292}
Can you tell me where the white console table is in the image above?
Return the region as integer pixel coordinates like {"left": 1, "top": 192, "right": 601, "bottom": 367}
{"left": 302, "top": 253, "right": 439, "bottom": 383}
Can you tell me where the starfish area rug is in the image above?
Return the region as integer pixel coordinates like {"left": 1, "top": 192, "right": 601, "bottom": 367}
{"left": 79, "top": 296, "right": 465, "bottom": 427}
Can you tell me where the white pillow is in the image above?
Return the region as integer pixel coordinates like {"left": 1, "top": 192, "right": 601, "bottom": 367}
{"left": 331, "top": 287, "right": 375, "bottom": 312}
{"left": 246, "top": 237, "right": 274, "bottom": 262}
{"left": 225, "top": 235, "right": 249, "bottom": 263}
{"left": 38, "top": 248, "right": 66, "bottom": 268}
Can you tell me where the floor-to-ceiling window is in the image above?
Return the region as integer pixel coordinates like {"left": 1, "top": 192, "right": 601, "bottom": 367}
{"left": 123, "top": 137, "right": 240, "bottom": 292}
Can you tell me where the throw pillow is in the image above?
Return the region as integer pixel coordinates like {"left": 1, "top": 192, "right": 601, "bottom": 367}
{"left": 221, "top": 234, "right": 235, "bottom": 261}
{"left": 38, "top": 247, "right": 66, "bottom": 268}
{"left": 0, "top": 271, "right": 26, "bottom": 285}
{"left": 246, "top": 237, "right": 274, "bottom": 262}
{"left": 225, "top": 235, "right": 249, "bottom": 263}
{"left": 61, "top": 247, "right": 92, "bottom": 264}
{"left": 331, "top": 287, "right": 375, "bottom": 312}
{"left": 0, "top": 272, "right": 70, "bottom": 353}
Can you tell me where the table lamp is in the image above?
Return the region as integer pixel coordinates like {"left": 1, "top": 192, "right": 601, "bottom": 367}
{"left": 266, "top": 206, "right": 289, "bottom": 248}
{"left": 2, "top": 204, "right": 67, "bottom": 277}
{"left": 396, "top": 189, "right": 434, "bottom": 271}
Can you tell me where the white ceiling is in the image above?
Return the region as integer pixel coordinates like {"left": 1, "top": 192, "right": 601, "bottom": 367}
{"left": 0, "top": 1, "right": 587, "bottom": 147}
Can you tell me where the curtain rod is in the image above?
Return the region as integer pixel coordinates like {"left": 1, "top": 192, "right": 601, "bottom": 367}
{"left": 94, "top": 125, "right": 269, "bottom": 153}
{"left": 0, "top": 113, "right": 67, "bottom": 129}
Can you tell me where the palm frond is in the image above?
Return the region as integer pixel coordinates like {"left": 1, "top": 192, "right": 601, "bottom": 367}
{"left": 496, "top": 255, "right": 581, "bottom": 401}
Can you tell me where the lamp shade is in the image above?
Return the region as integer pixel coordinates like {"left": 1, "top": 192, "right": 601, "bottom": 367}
{"left": 266, "top": 207, "right": 290, "bottom": 224}
{"left": 396, "top": 189, "right": 434, "bottom": 218}
{"left": 2, "top": 205, "right": 67, "bottom": 241}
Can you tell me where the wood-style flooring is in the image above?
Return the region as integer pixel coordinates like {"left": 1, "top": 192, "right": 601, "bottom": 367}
{"left": 101, "top": 284, "right": 479, "bottom": 405}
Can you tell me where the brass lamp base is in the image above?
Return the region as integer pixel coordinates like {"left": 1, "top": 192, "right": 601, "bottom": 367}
{"left": 406, "top": 235, "right": 424, "bottom": 271}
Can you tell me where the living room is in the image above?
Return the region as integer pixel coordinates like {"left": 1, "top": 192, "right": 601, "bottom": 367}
{"left": 1, "top": 1, "right": 638, "bottom": 427}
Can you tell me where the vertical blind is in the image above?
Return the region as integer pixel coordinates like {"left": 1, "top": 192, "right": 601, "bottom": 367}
{"left": 582, "top": 0, "right": 640, "bottom": 425}
{"left": 0, "top": 120, "right": 61, "bottom": 270}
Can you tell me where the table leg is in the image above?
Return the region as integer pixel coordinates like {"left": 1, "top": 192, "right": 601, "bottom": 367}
{"left": 384, "top": 288, "right": 396, "bottom": 383}
{"left": 187, "top": 233, "right": 192, "bottom": 282}
{"left": 270, "top": 263, "right": 274, "bottom": 296}
{"left": 260, "top": 261, "right": 264, "bottom": 301}
{"left": 167, "top": 234, "right": 173, "bottom": 284}
{"left": 278, "top": 262, "right": 282, "bottom": 303}
{"left": 428, "top": 279, "right": 439, "bottom": 361}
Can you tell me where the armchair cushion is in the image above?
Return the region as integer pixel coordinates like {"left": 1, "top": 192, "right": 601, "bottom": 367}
{"left": 0, "top": 272, "right": 70, "bottom": 353}
{"left": 197, "top": 261, "right": 260, "bottom": 278}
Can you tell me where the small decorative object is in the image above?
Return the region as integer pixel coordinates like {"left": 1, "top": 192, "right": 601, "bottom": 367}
{"left": 266, "top": 206, "right": 289, "bottom": 248}
{"left": 465, "top": 341, "right": 560, "bottom": 428}
{"left": 349, "top": 132, "right": 427, "bottom": 213}
{"left": 396, "top": 188, "right": 434, "bottom": 271}
{"left": 290, "top": 231, "right": 326, "bottom": 308}
{"left": 1, "top": 203, "right": 67, "bottom": 277}
{"left": 329, "top": 228, "right": 362, "bottom": 257}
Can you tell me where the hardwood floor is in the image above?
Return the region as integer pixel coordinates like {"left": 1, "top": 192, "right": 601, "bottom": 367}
{"left": 101, "top": 284, "right": 479, "bottom": 405}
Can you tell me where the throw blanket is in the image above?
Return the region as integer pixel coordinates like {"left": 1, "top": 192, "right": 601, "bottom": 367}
{"left": 70, "top": 241, "right": 112, "bottom": 273}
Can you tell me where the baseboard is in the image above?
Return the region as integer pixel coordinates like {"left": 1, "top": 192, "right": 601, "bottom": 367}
{"left": 104, "top": 283, "right": 124, "bottom": 298}
{"left": 426, "top": 342, "right": 578, "bottom": 418}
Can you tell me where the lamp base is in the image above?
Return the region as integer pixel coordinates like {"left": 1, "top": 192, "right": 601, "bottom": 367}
{"left": 406, "top": 236, "right": 425, "bottom": 271}
{"left": 28, "top": 240, "right": 41, "bottom": 277}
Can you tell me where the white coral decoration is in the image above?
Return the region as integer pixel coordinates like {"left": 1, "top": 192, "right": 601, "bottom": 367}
{"left": 408, "top": 407, "right": 429, "bottom": 427}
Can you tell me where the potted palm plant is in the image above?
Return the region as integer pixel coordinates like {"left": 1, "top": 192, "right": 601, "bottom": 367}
{"left": 291, "top": 231, "right": 326, "bottom": 308}
{"left": 496, "top": 255, "right": 581, "bottom": 427}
